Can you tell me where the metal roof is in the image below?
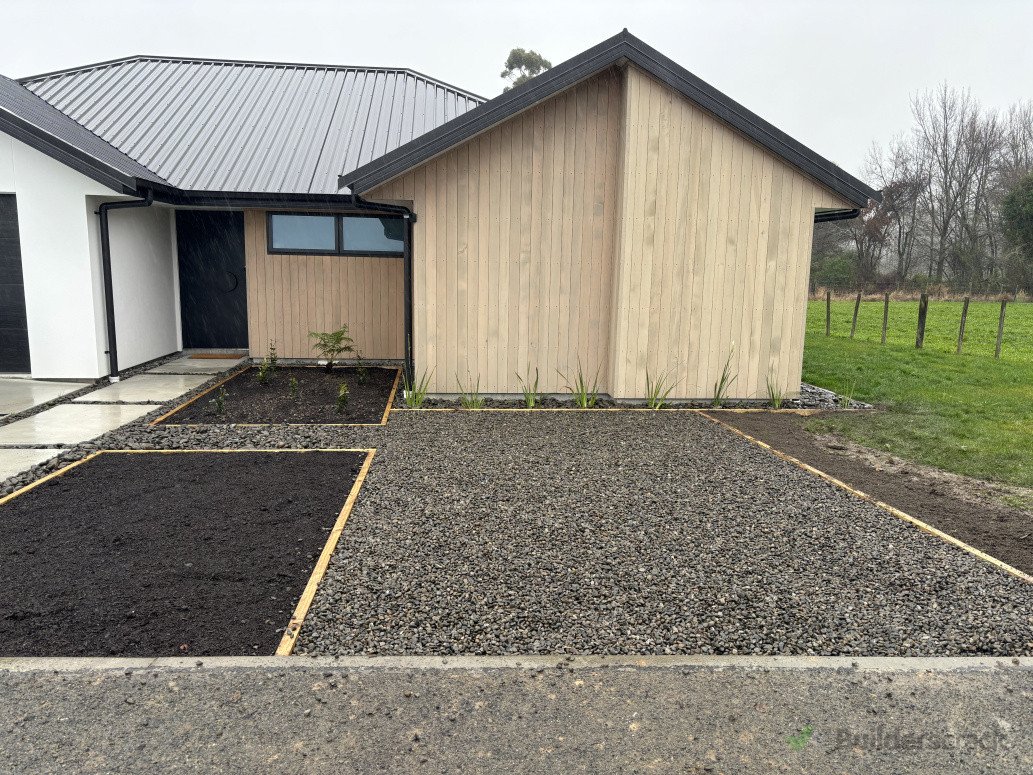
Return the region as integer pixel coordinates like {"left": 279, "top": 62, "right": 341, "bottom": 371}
{"left": 0, "top": 74, "right": 167, "bottom": 192}
{"left": 20, "top": 56, "right": 484, "bottom": 194}
{"left": 341, "top": 30, "right": 880, "bottom": 208}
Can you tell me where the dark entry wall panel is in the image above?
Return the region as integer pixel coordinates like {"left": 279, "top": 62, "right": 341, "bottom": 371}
{"left": 176, "top": 210, "right": 248, "bottom": 349}
{"left": 0, "top": 194, "right": 30, "bottom": 373}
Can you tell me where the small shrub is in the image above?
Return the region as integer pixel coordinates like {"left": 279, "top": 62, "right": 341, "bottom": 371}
{"left": 211, "top": 386, "right": 228, "bottom": 415}
{"left": 558, "top": 360, "right": 599, "bottom": 408}
{"left": 516, "top": 367, "right": 541, "bottom": 408}
{"left": 766, "top": 371, "right": 784, "bottom": 409}
{"left": 645, "top": 368, "right": 675, "bottom": 410}
{"left": 336, "top": 382, "right": 349, "bottom": 413}
{"left": 711, "top": 347, "right": 738, "bottom": 408}
{"left": 309, "top": 326, "right": 356, "bottom": 373}
{"left": 838, "top": 381, "right": 856, "bottom": 410}
{"left": 256, "top": 358, "right": 273, "bottom": 385}
{"left": 456, "top": 373, "right": 485, "bottom": 409}
{"left": 268, "top": 341, "right": 278, "bottom": 373}
{"left": 288, "top": 376, "right": 299, "bottom": 400}
{"left": 403, "top": 368, "right": 433, "bottom": 408}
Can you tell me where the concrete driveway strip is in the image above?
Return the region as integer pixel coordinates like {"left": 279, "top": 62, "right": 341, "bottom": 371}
{"left": 0, "top": 403, "right": 161, "bottom": 445}
{"left": 0, "top": 656, "right": 1028, "bottom": 774}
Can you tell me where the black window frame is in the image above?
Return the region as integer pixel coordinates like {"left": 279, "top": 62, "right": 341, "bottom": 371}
{"left": 266, "top": 211, "right": 404, "bottom": 257}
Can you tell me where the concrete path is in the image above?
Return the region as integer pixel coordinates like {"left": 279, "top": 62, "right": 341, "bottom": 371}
{"left": 0, "top": 403, "right": 161, "bottom": 445}
{"left": 0, "top": 377, "right": 90, "bottom": 415}
{"left": 149, "top": 356, "right": 245, "bottom": 375}
{"left": 74, "top": 374, "right": 209, "bottom": 403}
{"left": 0, "top": 655, "right": 1028, "bottom": 774}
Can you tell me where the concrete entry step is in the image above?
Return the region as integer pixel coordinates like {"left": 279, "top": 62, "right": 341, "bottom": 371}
{"left": 74, "top": 374, "right": 209, "bottom": 403}
{"left": 0, "top": 448, "right": 62, "bottom": 481}
{"left": 0, "top": 378, "right": 91, "bottom": 415}
{"left": 149, "top": 356, "right": 246, "bottom": 375}
{"left": 0, "top": 403, "right": 161, "bottom": 445}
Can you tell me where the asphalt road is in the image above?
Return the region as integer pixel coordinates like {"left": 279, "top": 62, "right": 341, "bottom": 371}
{"left": 1, "top": 656, "right": 1029, "bottom": 774}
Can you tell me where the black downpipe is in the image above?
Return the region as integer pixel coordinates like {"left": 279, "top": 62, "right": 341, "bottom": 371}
{"left": 352, "top": 196, "right": 416, "bottom": 386}
{"left": 98, "top": 189, "right": 154, "bottom": 380}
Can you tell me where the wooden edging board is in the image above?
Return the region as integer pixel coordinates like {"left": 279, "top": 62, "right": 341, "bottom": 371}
{"left": 150, "top": 367, "right": 401, "bottom": 428}
{"left": 0, "top": 448, "right": 378, "bottom": 656}
{"left": 700, "top": 412, "right": 1033, "bottom": 585}
{"left": 276, "top": 448, "right": 376, "bottom": 655}
{"left": 392, "top": 406, "right": 825, "bottom": 415}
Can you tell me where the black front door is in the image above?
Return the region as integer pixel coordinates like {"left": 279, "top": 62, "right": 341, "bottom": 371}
{"left": 176, "top": 210, "right": 248, "bottom": 349}
{"left": 0, "top": 195, "right": 30, "bottom": 373}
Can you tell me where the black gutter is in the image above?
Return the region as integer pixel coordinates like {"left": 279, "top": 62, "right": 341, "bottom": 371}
{"left": 97, "top": 189, "right": 154, "bottom": 380}
{"left": 814, "top": 208, "right": 862, "bottom": 223}
{"left": 351, "top": 195, "right": 416, "bottom": 385}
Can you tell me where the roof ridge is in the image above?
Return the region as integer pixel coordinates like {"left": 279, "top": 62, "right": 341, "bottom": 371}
{"left": 19, "top": 55, "right": 487, "bottom": 102}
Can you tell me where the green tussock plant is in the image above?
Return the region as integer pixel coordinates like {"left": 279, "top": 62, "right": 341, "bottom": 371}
{"left": 288, "top": 376, "right": 299, "bottom": 400}
{"left": 355, "top": 355, "right": 370, "bottom": 385}
{"left": 516, "top": 367, "right": 541, "bottom": 408}
{"left": 267, "top": 341, "right": 278, "bottom": 373}
{"left": 336, "top": 382, "right": 349, "bottom": 413}
{"left": 402, "top": 368, "right": 432, "bottom": 408}
{"left": 766, "top": 371, "right": 785, "bottom": 409}
{"left": 309, "top": 326, "right": 356, "bottom": 373}
{"left": 212, "top": 386, "right": 228, "bottom": 415}
{"left": 558, "top": 360, "right": 599, "bottom": 408}
{"left": 711, "top": 347, "right": 738, "bottom": 408}
{"left": 838, "top": 380, "right": 856, "bottom": 410}
{"left": 256, "top": 357, "right": 273, "bottom": 385}
{"left": 456, "top": 373, "right": 485, "bottom": 409}
{"left": 645, "top": 368, "right": 675, "bottom": 410}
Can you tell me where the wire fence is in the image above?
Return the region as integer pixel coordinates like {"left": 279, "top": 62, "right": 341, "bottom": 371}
{"left": 813, "top": 290, "right": 1028, "bottom": 359}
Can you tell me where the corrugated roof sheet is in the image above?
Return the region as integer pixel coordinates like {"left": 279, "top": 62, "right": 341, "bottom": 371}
{"left": 20, "top": 56, "right": 484, "bottom": 194}
{"left": 0, "top": 73, "right": 167, "bottom": 188}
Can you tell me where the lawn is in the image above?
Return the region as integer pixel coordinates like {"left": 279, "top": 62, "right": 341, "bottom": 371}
{"left": 802, "top": 299, "right": 1033, "bottom": 489}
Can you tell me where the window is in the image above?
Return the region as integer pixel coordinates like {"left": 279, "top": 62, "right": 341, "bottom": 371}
{"left": 268, "top": 214, "right": 336, "bottom": 252}
{"left": 267, "top": 212, "right": 405, "bottom": 256}
{"left": 341, "top": 215, "right": 405, "bottom": 254}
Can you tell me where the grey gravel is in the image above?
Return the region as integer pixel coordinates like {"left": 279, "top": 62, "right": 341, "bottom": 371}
{"left": 2, "top": 659, "right": 1030, "bottom": 774}
{"left": 1, "top": 387, "right": 1025, "bottom": 657}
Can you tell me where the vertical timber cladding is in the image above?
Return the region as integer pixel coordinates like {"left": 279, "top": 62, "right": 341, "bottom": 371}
{"left": 370, "top": 69, "right": 624, "bottom": 394}
{"left": 242, "top": 210, "right": 404, "bottom": 360}
{"left": 371, "top": 65, "right": 851, "bottom": 398}
{"left": 609, "top": 66, "right": 851, "bottom": 399}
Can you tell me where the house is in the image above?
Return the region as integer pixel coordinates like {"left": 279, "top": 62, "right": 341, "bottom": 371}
{"left": 0, "top": 31, "right": 877, "bottom": 398}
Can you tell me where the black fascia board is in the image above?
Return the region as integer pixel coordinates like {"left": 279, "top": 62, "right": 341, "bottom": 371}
{"left": 0, "top": 110, "right": 140, "bottom": 194}
{"left": 340, "top": 30, "right": 879, "bottom": 208}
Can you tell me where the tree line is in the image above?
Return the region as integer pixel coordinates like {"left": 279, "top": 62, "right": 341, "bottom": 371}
{"left": 812, "top": 85, "right": 1033, "bottom": 295}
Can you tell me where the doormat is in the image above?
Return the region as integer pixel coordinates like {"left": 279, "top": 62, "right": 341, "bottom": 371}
{"left": 189, "top": 353, "right": 242, "bottom": 359}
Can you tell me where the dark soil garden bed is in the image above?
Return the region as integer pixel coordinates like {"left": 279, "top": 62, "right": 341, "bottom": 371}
{"left": 709, "top": 411, "right": 1033, "bottom": 576}
{"left": 166, "top": 366, "right": 398, "bottom": 424}
{"left": 0, "top": 450, "right": 364, "bottom": 657}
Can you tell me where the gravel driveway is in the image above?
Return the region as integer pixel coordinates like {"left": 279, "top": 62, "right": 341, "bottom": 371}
{"left": 7, "top": 407, "right": 1033, "bottom": 657}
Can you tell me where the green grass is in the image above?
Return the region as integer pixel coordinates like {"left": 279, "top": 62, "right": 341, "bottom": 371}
{"left": 803, "top": 300, "right": 1033, "bottom": 488}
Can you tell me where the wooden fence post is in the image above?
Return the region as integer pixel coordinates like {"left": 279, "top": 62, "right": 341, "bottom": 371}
{"left": 881, "top": 292, "right": 890, "bottom": 345}
{"left": 995, "top": 299, "right": 1008, "bottom": 359}
{"left": 825, "top": 290, "right": 831, "bottom": 337}
{"left": 849, "top": 291, "right": 862, "bottom": 338}
{"left": 956, "top": 296, "right": 970, "bottom": 355}
{"left": 915, "top": 293, "right": 928, "bottom": 349}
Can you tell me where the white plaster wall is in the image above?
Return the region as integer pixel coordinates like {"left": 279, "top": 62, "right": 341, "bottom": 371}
{"left": 0, "top": 131, "right": 116, "bottom": 378}
{"left": 94, "top": 200, "right": 180, "bottom": 369}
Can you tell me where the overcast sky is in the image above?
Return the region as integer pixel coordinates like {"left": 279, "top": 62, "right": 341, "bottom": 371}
{"left": 4, "top": 0, "right": 1029, "bottom": 177}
